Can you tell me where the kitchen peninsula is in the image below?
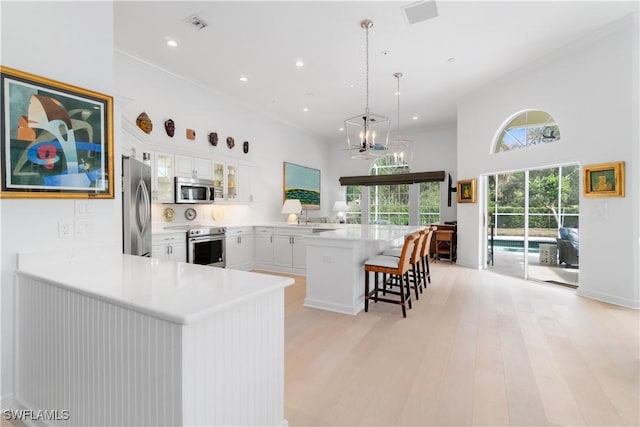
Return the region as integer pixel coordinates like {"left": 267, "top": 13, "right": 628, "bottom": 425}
{"left": 14, "top": 250, "right": 293, "bottom": 427}
{"left": 303, "top": 224, "right": 422, "bottom": 315}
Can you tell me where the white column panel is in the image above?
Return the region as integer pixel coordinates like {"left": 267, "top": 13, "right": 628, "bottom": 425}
{"left": 15, "top": 277, "right": 182, "bottom": 427}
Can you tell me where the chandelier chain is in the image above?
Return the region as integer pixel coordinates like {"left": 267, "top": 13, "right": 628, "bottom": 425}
{"left": 396, "top": 74, "right": 401, "bottom": 138}
{"left": 365, "top": 24, "right": 370, "bottom": 115}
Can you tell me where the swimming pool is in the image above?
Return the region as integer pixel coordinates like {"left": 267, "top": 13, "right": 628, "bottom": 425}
{"left": 489, "top": 238, "right": 556, "bottom": 253}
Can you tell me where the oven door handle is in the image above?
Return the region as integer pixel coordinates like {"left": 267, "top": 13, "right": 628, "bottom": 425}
{"left": 189, "top": 235, "right": 225, "bottom": 244}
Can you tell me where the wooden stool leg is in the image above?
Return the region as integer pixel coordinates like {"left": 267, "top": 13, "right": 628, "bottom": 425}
{"left": 365, "top": 269, "right": 370, "bottom": 312}
{"left": 399, "top": 273, "right": 407, "bottom": 318}
{"left": 374, "top": 272, "right": 379, "bottom": 303}
{"left": 405, "top": 272, "right": 413, "bottom": 310}
{"left": 412, "top": 267, "right": 420, "bottom": 300}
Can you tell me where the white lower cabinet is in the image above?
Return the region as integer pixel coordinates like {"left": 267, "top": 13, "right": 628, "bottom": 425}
{"left": 225, "top": 227, "right": 254, "bottom": 270}
{"left": 152, "top": 233, "right": 187, "bottom": 263}
{"left": 256, "top": 227, "right": 308, "bottom": 274}
{"left": 254, "top": 227, "right": 275, "bottom": 268}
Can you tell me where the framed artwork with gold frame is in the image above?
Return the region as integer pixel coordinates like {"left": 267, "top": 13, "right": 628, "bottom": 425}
{"left": 583, "top": 161, "right": 625, "bottom": 198}
{"left": 457, "top": 178, "right": 477, "bottom": 203}
{"left": 0, "top": 66, "right": 114, "bottom": 199}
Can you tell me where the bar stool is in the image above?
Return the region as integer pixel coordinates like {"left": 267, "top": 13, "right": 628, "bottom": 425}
{"left": 383, "top": 229, "right": 427, "bottom": 299}
{"left": 421, "top": 226, "right": 435, "bottom": 285}
{"left": 364, "top": 233, "right": 417, "bottom": 318}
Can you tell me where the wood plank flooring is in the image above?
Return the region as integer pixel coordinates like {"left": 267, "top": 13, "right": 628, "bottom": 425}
{"left": 278, "top": 263, "right": 640, "bottom": 426}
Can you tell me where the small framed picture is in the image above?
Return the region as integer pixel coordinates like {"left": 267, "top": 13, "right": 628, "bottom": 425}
{"left": 583, "top": 161, "right": 624, "bottom": 198}
{"left": 457, "top": 178, "right": 477, "bottom": 203}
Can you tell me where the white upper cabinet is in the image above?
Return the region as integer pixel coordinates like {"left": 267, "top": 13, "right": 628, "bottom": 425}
{"left": 175, "top": 155, "right": 212, "bottom": 180}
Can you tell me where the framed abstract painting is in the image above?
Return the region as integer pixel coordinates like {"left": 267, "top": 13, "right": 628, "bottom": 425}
{"left": 283, "top": 162, "right": 320, "bottom": 209}
{"left": 0, "top": 66, "right": 114, "bottom": 198}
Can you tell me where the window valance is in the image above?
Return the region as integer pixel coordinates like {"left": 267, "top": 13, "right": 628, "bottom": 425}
{"left": 339, "top": 171, "right": 445, "bottom": 186}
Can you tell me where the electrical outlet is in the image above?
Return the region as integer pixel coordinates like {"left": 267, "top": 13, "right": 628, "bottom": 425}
{"left": 75, "top": 220, "right": 91, "bottom": 237}
{"left": 58, "top": 221, "right": 71, "bottom": 238}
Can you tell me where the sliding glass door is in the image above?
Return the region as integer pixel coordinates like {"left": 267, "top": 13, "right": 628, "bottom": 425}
{"left": 487, "top": 171, "right": 526, "bottom": 279}
{"left": 485, "top": 164, "right": 580, "bottom": 287}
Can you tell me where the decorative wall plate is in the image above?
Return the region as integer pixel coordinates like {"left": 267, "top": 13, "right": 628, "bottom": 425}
{"left": 185, "top": 207, "right": 197, "bottom": 221}
{"left": 243, "top": 140, "right": 249, "bottom": 154}
{"left": 163, "top": 207, "right": 176, "bottom": 222}
{"left": 212, "top": 206, "right": 224, "bottom": 221}
{"left": 226, "top": 136, "right": 235, "bottom": 149}
{"left": 186, "top": 129, "right": 196, "bottom": 140}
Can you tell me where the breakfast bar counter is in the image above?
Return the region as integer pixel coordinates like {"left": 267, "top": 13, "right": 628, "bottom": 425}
{"left": 303, "top": 224, "right": 422, "bottom": 315}
{"left": 14, "top": 251, "right": 293, "bottom": 426}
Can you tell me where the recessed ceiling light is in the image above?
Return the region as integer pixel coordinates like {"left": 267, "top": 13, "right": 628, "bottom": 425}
{"left": 395, "top": 91, "right": 401, "bottom": 96}
{"left": 412, "top": 116, "right": 419, "bottom": 120}
{"left": 272, "top": 100, "right": 278, "bottom": 105}
{"left": 295, "top": 60, "right": 304, "bottom": 67}
{"left": 349, "top": 83, "right": 355, "bottom": 88}
{"left": 303, "top": 107, "right": 309, "bottom": 112}
{"left": 166, "top": 39, "right": 178, "bottom": 48}
{"left": 338, "top": 127, "right": 345, "bottom": 131}
{"left": 239, "top": 76, "right": 248, "bottom": 82}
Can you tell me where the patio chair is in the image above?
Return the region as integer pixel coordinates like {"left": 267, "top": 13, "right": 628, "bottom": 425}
{"left": 557, "top": 227, "right": 579, "bottom": 268}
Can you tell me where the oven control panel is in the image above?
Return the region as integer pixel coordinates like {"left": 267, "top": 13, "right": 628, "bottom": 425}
{"left": 188, "top": 227, "right": 226, "bottom": 237}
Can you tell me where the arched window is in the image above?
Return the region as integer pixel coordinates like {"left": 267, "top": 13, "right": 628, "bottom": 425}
{"left": 493, "top": 110, "right": 560, "bottom": 153}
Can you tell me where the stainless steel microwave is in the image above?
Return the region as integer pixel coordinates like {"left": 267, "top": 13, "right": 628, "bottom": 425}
{"left": 174, "top": 176, "right": 215, "bottom": 204}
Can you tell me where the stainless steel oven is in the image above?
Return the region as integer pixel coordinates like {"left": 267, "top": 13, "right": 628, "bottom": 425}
{"left": 187, "top": 227, "right": 226, "bottom": 267}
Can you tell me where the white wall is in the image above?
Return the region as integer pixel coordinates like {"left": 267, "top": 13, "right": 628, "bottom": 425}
{"left": 456, "top": 14, "right": 639, "bottom": 308}
{"left": 115, "top": 52, "right": 332, "bottom": 224}
{"left": 326, "top": 124, "right": 457, "bottom": 222}
{"left": 0, "top": 1, "right": 117, "bottom": 402}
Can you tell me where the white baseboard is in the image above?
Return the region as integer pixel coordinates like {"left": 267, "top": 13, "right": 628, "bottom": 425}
{"left": 303, "top": 297, "right": 360, "bottom": 315}
{"left": 577, "top": 288, "right": 640, "bottom": 309}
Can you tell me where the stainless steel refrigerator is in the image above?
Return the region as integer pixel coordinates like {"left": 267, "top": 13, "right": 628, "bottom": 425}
{"left": 122, "top": 156, "right": 152, "bottom": 257}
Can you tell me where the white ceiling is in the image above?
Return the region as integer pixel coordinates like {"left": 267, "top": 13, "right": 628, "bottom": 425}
{"left": 114, "top": 1, "right": 639, "bottom": 141}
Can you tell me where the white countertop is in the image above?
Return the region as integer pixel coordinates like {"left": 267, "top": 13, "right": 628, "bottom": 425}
{"left": 304, "top": 224, "right": 422, "bottom": 242}
{"left": 16, "top": 253, "right": 294, "bottom": 325}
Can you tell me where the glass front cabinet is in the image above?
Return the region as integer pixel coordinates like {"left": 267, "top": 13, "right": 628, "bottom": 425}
{"left": 153, "top": 152, "right": 174, "bottom": 203}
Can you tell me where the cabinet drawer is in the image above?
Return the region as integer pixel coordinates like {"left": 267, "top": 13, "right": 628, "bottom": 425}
{"left": 255, "top": 227, "right": 273, "bottom": 236}
{"left": 226, "top": 226, "right": 253, "bottom": 236}
{"left": 152, "top": 232, "right": 186, "bottom": 244}
{"left": 274, "top": 227, "right": 312, "bottom": 236}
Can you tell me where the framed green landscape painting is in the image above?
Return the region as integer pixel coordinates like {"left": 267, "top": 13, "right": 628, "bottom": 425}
{"left": 283, "top": 162, "right": 320, "bottom": 209}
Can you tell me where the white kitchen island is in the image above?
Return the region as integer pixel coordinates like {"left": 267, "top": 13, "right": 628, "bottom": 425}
{"left": 303, "top": 225, "right": 422, "bottom": 315}
{"left": 14, "top": 250, "right": 293, "bottom": 427}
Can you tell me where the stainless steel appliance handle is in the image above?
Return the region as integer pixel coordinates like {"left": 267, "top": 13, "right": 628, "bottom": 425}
{"left": 189, "top": 235, "right": 225, "bottom": 244}
{"left": 135, "top": 179, "right": 151, "bottom": 235}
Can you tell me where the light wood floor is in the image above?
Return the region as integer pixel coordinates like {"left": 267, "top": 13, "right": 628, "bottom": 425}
{"left": 280, "top": 263, "right": 639, "bottom": 426}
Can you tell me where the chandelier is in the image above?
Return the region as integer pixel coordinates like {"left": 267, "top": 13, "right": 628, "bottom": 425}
{"left": 344, "top": 19, "right": 390, "bottom": 160}
{"left": 387, "top": 72, "right": 413, "bottom": 167}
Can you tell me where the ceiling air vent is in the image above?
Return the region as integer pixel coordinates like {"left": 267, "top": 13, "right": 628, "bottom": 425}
{"left": 183, "top": 14, "right": 209, "bottom": 30}
{"left": 402, "top": 1, "right": 439, "bottom": 25}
